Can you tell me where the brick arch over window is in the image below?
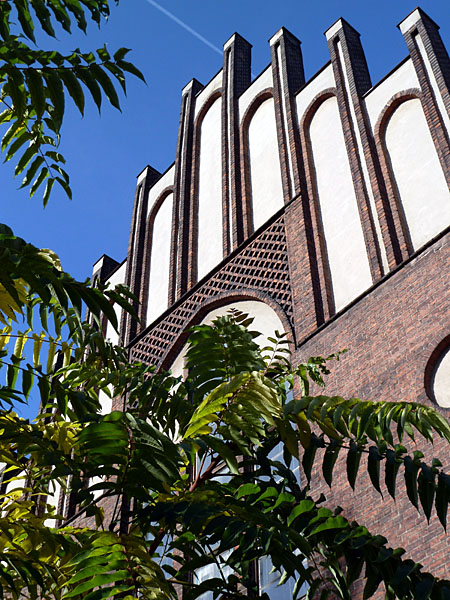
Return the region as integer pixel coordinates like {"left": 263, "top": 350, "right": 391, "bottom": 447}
{"left": 189, "top": 90, "right": 224, "bottom": 286}
{"left": 240, "top": 89, "right": 284, "bottom": 235}
{"left": 375, "top": 89, "right": 450, "bottom": 254}
{"left": 301, "top": 89, "right": 373, "bottom": 314}
{"left": 164, "top": 292, "right": 294, "bottom": 374}
{"left": 424, "top": 334, "right": 450, "bottom": 411}
{"left": 129, "top": 213, "right": 294, "bottom": 372}
{"left": 141, "top": 186, "right": 175, "bottom": 327}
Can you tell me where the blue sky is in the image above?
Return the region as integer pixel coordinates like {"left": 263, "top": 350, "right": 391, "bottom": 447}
{"left": 2, "top": 0, "right": 450, "bottom": 282}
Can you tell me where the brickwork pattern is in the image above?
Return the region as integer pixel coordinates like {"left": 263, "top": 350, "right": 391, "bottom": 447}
{"left": 295, "top": 230, "right": 450, "bottom": 595}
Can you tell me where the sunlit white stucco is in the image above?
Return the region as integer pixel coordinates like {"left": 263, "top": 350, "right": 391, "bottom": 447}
{"left": 248, "top": 98, "right": 284, "bottom": 230}
{"left": 194, "top": 71, "right": 223, "bottom": 119}
{"left": 309, "top": 96, "right": 372, "bottom": 311}
{"left": 147, "top": 193, "right": 174, "bottom": 324}
{"left": 384, "top": 98, "right": 450, "bottom": 250}
{"left": 335, "top": 40, "right": 388, "bottom": 272}
{"left": 146, "top": 165, "right": 175, "bottom": 219}
{"left": 197, "top": 98, "right": 224, "bottom": 280}
{"left": 432, "top": 347, "right": 450, "bottom": 408}
{"left": 104, "top": 260, "right": 127, "bottom": 347}
{"left": 364, "top": 59, "right": 419, "bottom": 129}
{"left": 295, "top": 63, "right": 335, "bottom": 125}
{"left": 239, "top": 66, "right": 273, "bottom": 120}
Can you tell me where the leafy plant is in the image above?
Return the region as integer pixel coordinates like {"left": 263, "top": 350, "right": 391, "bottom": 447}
{"left": 0, "top": 0, "right": 145, "bottom": 204}
{"left": 1, "top": 2, "right": 450, "bottom": 599}
{"left": 1, "top": 296, "right": 450, "bottom": 599}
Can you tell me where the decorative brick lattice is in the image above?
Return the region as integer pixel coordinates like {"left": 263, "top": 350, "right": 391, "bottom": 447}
{"left": 130, "top": 215, "right": 293, "bottom": 368}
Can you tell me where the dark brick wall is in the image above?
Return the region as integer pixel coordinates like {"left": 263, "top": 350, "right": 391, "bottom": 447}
{"left": 294, "top": 229, "right": 450, "bottom": 590}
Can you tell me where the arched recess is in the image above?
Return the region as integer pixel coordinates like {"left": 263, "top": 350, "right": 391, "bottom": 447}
{"left": 191, "top": 92, "right": 224, "bottom": 283}
{"left": 424, "top": 335, "right": 450, "bottom": 410}
{"left": 304, "top": 92, "right": 372, "bottom": 313}
{"left": 143, "top": 189, "right": 175, "bottom": 326}
{"left": 241, "top": 91, "right": 284, "bottom": 233}
{"left": 166, "top": 295, "right": 293, "bottom": 377}
{"left": 376, "top": 92, "right": 450, "bottom": 252}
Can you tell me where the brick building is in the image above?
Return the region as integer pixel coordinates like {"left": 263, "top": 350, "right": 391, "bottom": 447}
{"left": 89, "top": 7, "right": 450, "bottom": 596}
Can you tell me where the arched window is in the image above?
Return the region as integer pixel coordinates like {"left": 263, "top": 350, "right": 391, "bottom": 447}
{"left": 383, "top": 97, "right": 450, "bottom": 251}
{"left": 247, "top": 97, "right": 284, "bottom": 231}
{"left": 147, "top": 193, "right": 174, "bottom": 324}
{"left": 426, "top": 338, "right": 450, "bottom": 409}
{"left": 197, "top": 97, "right": 223, "bottom": 280}
{"left": 307, "top": 95, "right": 372, "bottom": 311}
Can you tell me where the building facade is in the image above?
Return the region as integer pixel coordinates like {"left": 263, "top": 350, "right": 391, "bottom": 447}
{"left": 91, "top": 7, "right": 450, "bottom": 595}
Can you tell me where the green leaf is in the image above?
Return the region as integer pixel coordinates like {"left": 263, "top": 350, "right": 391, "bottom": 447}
{"left": 90, "top": 64, "right": 121, "bottom": 110}
{"left": 322, "top": 441, "right": 340, "bottom": 487}
{"left": 435, "top": 473, "right": 450, "bottom": 531}
{"left": 367, "top": 446, "right": 382, "bottom": 495}
{"left": 385, "top": 449, "right": 401, "bottom": 500}
{"left": 418, "top": 464, "right": 436, "bottom": 522}
{"left": 30, "top": 0, "right": 55, "bottom": 37}
{"left": 346, "top": 441, "right": 362, "bottom": 490}
{"left": 75, "top": 66, "right": 102, "bottom": 111}
{"left": 43, "top": 70, "right": 65, "bottom": 122}
{"left": 30, "top": 166, "right": 49, "bottom": 197}
{"left": 288, "top": 500, "right": 316, "bottom": 526}
{"left": 20, "top": 155, "right": 45, "bottom": 188}
{"left": 55, "top": 176, "right": 72, "bottom": 199}
{"left": 42, "top": 177, "right": 55, "bottom": 206}
{"left": 63, "top": 570, "right": 130, "bottom": 598}
{"left": 302, "top": 435, "right": 321, "bottom": 483}
{"left": 404, "top": 455, "right": 419, "bottom": 510}
{"left": 13, "top": 0, "right": 36, "bottom": 41}
{"left": 60, "top": 69, "right": 85, "bottom": 115}
{"left": 116, "top": 58, "right": 146, "bottom": 83}
{"left": 5, "top": 130, "right": 31, "bottom": 162}
{"left": 205, "top": 436, "right": 239, "bottom": 475}
{"left": 24, "top": 69, "right": 46, "bottom": 118}
{"left": 21, "top": 367, "right": 33, "bottom": 399}
{"left": 14, "top": 143, "right": 38, "bottom": 176}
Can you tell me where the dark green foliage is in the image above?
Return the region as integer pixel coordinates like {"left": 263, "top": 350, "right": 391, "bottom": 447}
{"left": 0, "top": 0, "right": 145, "bottom": 204}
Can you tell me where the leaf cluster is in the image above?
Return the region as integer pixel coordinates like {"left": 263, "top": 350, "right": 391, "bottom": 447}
{"left": 0, "top": 0, "right": 145, "bottom": 203}
{"left": 1, "top": 244, "right": 450, "bottom": 599}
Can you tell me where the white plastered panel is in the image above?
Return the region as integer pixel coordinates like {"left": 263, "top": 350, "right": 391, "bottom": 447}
{"left": 104, "top": 260, "right": 127, "bottom": 346}
{"left": 248, "top": 98, "right": 284, "bottom": 230}
{"left": 433, "top": 347, "right": 450, "bottom": 408}
{"left": 295, "top": 64, "right": 335, "bottom": 125}
{"left": 309, "top": 96, "right": 372, "bottom": 311}
{"left": 384, "top": 98, "right": 450, "bottom": 250}
{"left": 146, "top": 165, "right": 175, "bottom": 219}
{"left": 194, "top": 71, "right": 223, "bottom": 119}
{"left": 415, "top": 35, "right": 450, "bottom": 134}
{"left": 147, "top": 193, "right": 174, "bottom": 324}
{"left": 364, "top": 59, "right": 419, "bottom": 129}
{"left": 239, "top": 66, "right": 273, "bottom": 120}
{"left": 197, "top": 98, "right": 224, "bottom": 280}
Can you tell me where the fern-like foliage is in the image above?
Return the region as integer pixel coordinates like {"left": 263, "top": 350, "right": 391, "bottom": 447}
{"left": 0, "top": 0, "right": 145, "bottom": 204}
{"left": 1, "top": 297, "right": 450, "bottom": 600}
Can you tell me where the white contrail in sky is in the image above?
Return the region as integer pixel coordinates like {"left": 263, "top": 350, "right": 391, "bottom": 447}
{"left": 143, "top": 0, "right": 223, "bottom": 56}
